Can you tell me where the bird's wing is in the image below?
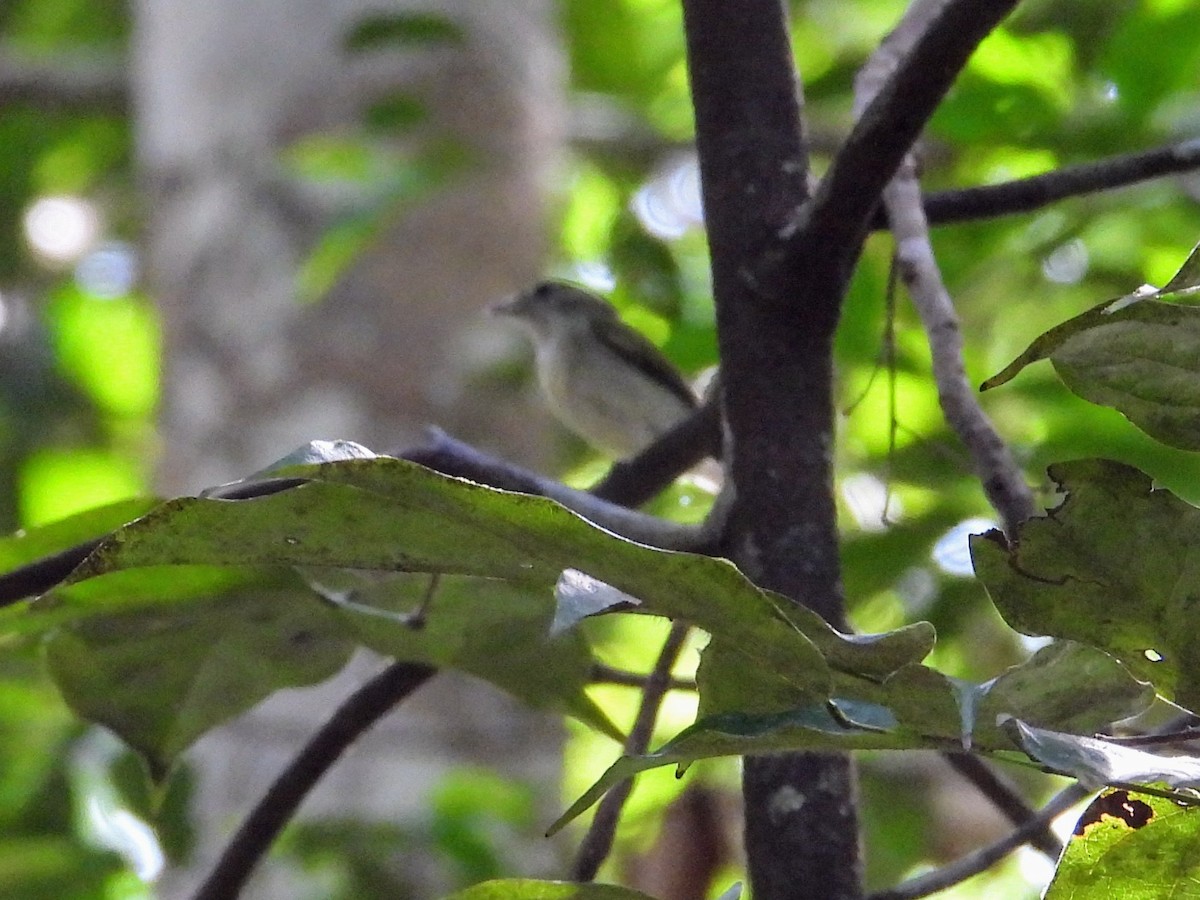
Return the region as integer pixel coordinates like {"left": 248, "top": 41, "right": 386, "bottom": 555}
{"left": 588, "top": 315, "right": 699, "bottom": 410}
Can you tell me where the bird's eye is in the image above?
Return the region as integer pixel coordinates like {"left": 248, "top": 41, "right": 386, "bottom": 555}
{"left": 533, "top": 283, "right": 553, "bottom": 297}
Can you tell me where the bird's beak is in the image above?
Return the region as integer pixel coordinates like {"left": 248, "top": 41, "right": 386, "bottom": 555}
{"left": 488, "top": 293, "right": 520, "bottom": 317}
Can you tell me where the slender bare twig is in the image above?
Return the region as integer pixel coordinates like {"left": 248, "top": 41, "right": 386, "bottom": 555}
{"left": 787, "top": 0, "right": 1022, "bottom": 271}
{"left": 410, "top": 430, "right": 713, "bottom": 552}
{"left": 1099, "top": 728, "right": 1200, "bottom": 747}
{"left": 867, "top": 782, "right": 1090, "bottom": 900}
{"left": 943, "top": 753, "right": 1062, "bottom": 859}
{"left": 918, "top": 138, "right": 1200, "bottom": 228}
{"left": 0, "top": 51, "right": 128, "bottom": 113}
{"left": 854, "top": 0, "right": 1035, "bottom": 536}
{"left": 571, "top": 621, "right": 692, "bottom": 881}
{"left": 890, "top": 169, "right": 1036, "bottom": 532}
{"left": 850, "top": 0, "right": 1050, "bottom": 864}
{"left": 0, "top": 412, "right": 721, "bottom": 608}
{"left": 0, "top": 538, "right": 104, "bottom": 606}
{"left": 190, "top": 661, "right": 437, "bottom": 900}
{"left": 590, "top": 662, "right": 697, "bottom": 692}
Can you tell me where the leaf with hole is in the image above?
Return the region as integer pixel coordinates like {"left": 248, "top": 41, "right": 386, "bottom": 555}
{"left": 971, "top": 459, "right": 1200, "bottom": 709}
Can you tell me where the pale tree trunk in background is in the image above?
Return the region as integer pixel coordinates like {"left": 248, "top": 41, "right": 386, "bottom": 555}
{"left": 132, "top": 1, "right": 568, "bottom": 895}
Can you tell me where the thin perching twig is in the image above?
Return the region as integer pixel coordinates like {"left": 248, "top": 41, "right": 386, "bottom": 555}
{"left": 943, "top": 753, "right": 1063, "bottom": 859}
{"left": 408, "top": 430, "right": 714, "bottom": 553}
{"left": 0, "top": 405, "right": 721, "bottom": 608}
{"left": 917, "top": 138, "right": 1200, "bottom": 228}
{"left": 190, "top": 661, "right": 437, "bottom": 900}
{"left": 790, "top": 0, "right": 1021, "bottom": 264}
{"left": 854, "top": 0, "right": 1035, "bottom": 536}
{"left": 867, "top": 781, "right": 1090, "bottom": 900}
{"left": 850, "top": 0, "right": 1052, "bottom": 867}
{"left": 591, "top": 662, "right": 697, "bottom": 693}
{"left": 571, "top": 621, "right": 692, "bottom": 882}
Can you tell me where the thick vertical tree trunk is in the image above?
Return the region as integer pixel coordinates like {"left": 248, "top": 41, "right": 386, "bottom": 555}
{"left": 681, "top": 1, "right": 864, "bottom": 897}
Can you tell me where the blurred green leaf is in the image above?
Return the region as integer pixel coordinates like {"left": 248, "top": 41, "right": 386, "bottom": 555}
{"left": 607, "top": 215, "right": 684, "bottom": 317}
{"left": 1160, "top": 239, "right": 1200, "bottom": 294}
{"left": 1100, "top": 7, "right": 1200, "bottom": 123}
{"left": 18, "top": 448, "right": 146, "bottom": 528}
{"left": 561, "top": 0, "right": 683, "bottom": 104}
{"left": 0, "top": 497, "right": 154, "bottom": 574}
{"left": 47, "top": 285, "right": 160, "bottom": 419}
{"left": 0, "top": 834, "right": 118, "bottom": 899}
{"left": 296, "top": 211, "right": 391, "bottom": 304}
{"left": 293, "top": 143, "right": 465, "bottom": 303}
{"left": 44, "top": 569, "right": 355, "bottom": 779}
{"left": 364, "top": 93, "right": 428, "bottom": 133}
{"left": 3, "top": 0, "right": 127, "bottom": 47}
{"left": 430, "top": 770, "right": 535, "bottom": 884}
{"left": 343, "top": 12, "right": 464, "bottom": 51}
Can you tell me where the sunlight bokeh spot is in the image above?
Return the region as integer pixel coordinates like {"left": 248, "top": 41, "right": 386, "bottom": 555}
{"left": 932, "top": 517, "right": 996, "bottom": 577}
{"left": 23, "top": 195, "right": 100, "bottom": 264}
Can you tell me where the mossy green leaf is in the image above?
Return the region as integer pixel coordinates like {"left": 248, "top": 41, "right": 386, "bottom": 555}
{"left": 982, "top": 260, "right": 1200, "bottom": 450}
{"left": 549, "top": 703, "right": 920, "bottom": 834}
{"left": 972, "top": 459, "right": 1200, "bottom": 708}
{"left": 43, "top": 568, "right": 355, "bottom": 779}
{"left": 695, "top": 638, "right": 830, "bottom": 719}
{"left": 1047, "top": 789, "right": 1200, "bottom": 899}
{"left": 885, "top": 642, "right": 1153, "bottom": 751}
{"left": 62, "top": 459, "right": 838, "bottom": 692}
{"left": 309, "top": 570, "right": 620, "bottom": 741}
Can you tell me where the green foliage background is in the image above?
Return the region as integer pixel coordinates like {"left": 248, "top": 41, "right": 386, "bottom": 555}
{"left": 1, "top": 0, "right": 1199, "bottom": 898}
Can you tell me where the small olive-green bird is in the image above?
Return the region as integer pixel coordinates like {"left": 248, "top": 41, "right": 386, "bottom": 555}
{"left": 492, "top": 281, "right": 698, "bottom": 458}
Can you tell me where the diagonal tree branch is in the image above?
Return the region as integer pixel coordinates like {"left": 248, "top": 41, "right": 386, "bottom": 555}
{"left": 887, "top": 166, "right": 1036, "bottom": 536}
{"left": 854, "top": 0, "right": 1035, "bottom": 535}
{"left": 0, "top": 51, "right": 128, "bottom": 113}
{"left": 407, "top": 430, "right": 714, "bottom": 552}
{"left": 918, "top": 138, "right": 1200, "bottom": 228}
{"left": 943, "top": 753, "right": 1062, "bottom": 859}
{"left": 783, "top": 0, "right": 1021, "bottom": 280}
{"left": 190, "top": 661, "right": 437, "bottom": 900}
{"left": 571, "top": 621, "right": 692, "bottom": 882}
{"left": 588, "top": 399, "right": 722, "bottom": 507}
{"left": 867, "top": 782, "right": 1088, "bottom": 900}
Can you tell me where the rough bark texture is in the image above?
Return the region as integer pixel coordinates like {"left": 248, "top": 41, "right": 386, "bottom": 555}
{"left": 680, "top": 1, "right": 863, "bottom": 897}
{"left": 681, "top": 0, "right": 1026, "bottom": 892}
